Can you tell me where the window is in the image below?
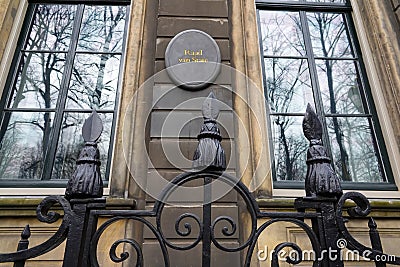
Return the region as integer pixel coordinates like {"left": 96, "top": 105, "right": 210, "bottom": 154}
{"left": 256, "top": 0, "right": 396, "bottom": 190}
{"left": 0, "top": 2, "right": 129, "bottom": 186}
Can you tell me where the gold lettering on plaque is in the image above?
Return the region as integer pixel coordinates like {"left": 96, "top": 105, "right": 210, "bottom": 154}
{"left": 178, "top": 49, "right": 208, "bottom": 63}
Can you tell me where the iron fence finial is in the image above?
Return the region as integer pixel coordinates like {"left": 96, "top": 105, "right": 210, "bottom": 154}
{"left": 192, "top": 92, "right": 226, "bottom": 171}
{"left": 65, "top": 110, "right": 104, "bottom": 199}
{"left": 303, "top": 104, "right": 342, "bottom": 197}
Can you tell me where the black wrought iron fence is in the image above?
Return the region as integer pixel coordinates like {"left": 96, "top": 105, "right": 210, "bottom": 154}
{"left": 0, "top": 93, "right": 399, "bottom": 267}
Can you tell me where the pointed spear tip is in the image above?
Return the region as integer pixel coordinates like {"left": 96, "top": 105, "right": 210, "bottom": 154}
{"left": 303, "top": 103, "right": 322, "bottom": 141}
{"left": 202, "top": 91, "right": 220, "bottom": 120}
{"left": 21, "top": 224, "right": 31, "bottom": 239}
{"left": 305, "top": 103, "right": 316, "bottom": 116}
{"left": 368, "top": 217, "right": 377, "bottom": 229}
{"left": 82, "top": 110, "right": 103, "bottom": 143}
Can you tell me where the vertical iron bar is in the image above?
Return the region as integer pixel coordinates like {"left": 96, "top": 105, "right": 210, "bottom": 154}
{"left": 62, "top": 201, "right": 88, "bottom": 267}
{"left": 295, "top": 198, "right": 343, "bottom": 267}
{"left": 369, "top": 218, "right": 386, "bottom": 267}
{"left": 320, "top": 202, "right": 343, "bottom": 267}
{"left": 81, "top": 201, "right": 105, "bottom": 266}
{"left": 13, "top": 225, "right": 31, "bottom": 267}
{"left": 202, "top": 176, "right": 212, "bottom": 267}
{"left": 63, "top": 199, "right": 105, "bottom": 267}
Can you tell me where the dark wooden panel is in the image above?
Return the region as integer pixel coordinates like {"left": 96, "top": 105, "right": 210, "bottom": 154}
{"left": 159, "top": 0, "right": 228, "bottom": 18}
{"left": 148, "top": 139, "right": 235, "bottom": 169}
{"left": 154, "top": 61, "right": 232, "bottom": 85}
{"left": 143, "top": 242, "right": 240, "bottom": 267}
{"left": 150, "top": 110, "right": 234, "bottom": 138}
{"left": 156, "top": 38, "right": 230, "bottom": 60}
{"left": 153, "top": 84, "right": 233, "bottom": 109}
{"left": 146, "top": 170, "right": 237, "bottom": 183}
{"left": 157, "top": 17, "right": 229, "bottom": 38}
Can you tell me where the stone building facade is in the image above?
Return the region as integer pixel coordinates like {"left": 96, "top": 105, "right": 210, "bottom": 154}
{"left": 0, "top": 0, "right": 399, "bottom": 266}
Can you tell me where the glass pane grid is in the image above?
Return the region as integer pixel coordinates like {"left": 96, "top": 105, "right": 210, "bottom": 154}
{"left": 77, "top": 5, "right": 126, "bottom": 53}
{"left": 25, "top": 4, "right": 77, "bottom": 51}
{"left": 326, "top": 116, "right": 384, "bottom": 183}
{"left": 67, "top": 54, "right": 121, "bottom": 110}
{"left": 259, "top": 10, "right": 306, "bottom": 57}
{"left": 0, "top": 3, "right": 127, "bottom": 183}
{"left": 0, "top": 112, "right": 54, "bottom": 180}
{"left": 264, "top": 57, "right": 315, "bottom": 113}
{"left": 21, "top": 50, "right": 69, "bottom": 53}
{"left": 271, "top": 115, "right": 308, "bottom": 181}
{"left": 8, "top": 52, "right": 66, "bottom": 109}
{"left": 258, "top": 1, "right": 392, "bottom": 185}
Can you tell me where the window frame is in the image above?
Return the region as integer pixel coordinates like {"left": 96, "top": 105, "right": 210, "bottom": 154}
{"left": 255, "top": 0, "right": 397, "bottom": 191}
{"left": 0, "top": 0, "right": 130, "bottom": 187}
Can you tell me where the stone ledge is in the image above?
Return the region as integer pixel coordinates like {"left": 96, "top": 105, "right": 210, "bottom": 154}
{"left": 257, "top": 197, "right": 400, "bottom": 217}
{"left": 0, "top": 197, "right": 136, "bottom": 216}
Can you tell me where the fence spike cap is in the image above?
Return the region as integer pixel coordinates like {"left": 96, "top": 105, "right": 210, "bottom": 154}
{"left": 65, "top": 110, "right": 104, "bottom": 199}
{"left": 192, "top": 92, "right": 226, "bottom": 171}
{"left": 303, "top": 104, "right": 342, "bottom": 197}
{"left": 21, "top": 225, "right": 31, "bottom": 240}
{"left": 368, "top": 217, "right": 377, "bottom": 229}
{"left": 303, "top": 103, "right": 322, "bottom": 141}
{"left": 202, "top": 92, "right": 220, "bottom": 120}
{"left": 82, "top": 110, "right": 103, "bottom": 142}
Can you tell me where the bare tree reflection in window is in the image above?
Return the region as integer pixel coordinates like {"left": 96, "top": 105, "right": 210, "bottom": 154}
{"left": 0, "top": 4, "right": 126, "bottom": 180}
{"left": 307, "top": 12, "right": 352, "bottom": 181}
{"left": 68, "top": 6, "right": 126, "bottom": 110}
{"left": 0, "top": 5, "right": 74, "bottom": 179}
{"left": 260, "top": 11, "right": 312, "bottom": 181}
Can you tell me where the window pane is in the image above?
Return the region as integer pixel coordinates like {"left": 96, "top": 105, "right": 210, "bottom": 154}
{"left": 0, "top": 112, "right": 54, "bottom": 179}
{"left": 66, "top": 54, "right": 120, "bottom": 109}
{"left": 26, "top": 5, "right": 76, "bottom": 51}
{"left": 271, "top": 115, "right": 308, "bottom": 181}
{"left": 77, "top": 6, "right": 127, "bottom": 52}
{"left": 326, "top": 117, "right": 383, "bottom": 183}
{"left": 306, "top": 0, "right": 347, "bottom": 3}
{"left": 264, "top": 58, "right": 314, "bottom": 113}
{"left": 9, "top": 52, "right": 65, "bottom": 109}
{"left": 51, "top": 112, "right": 113, "bottom": 180}
{"left": 307, "top": 12, "right": 353, "bottom": 58}
{"left": 316, "top": 59, "right": 364, "bottom": 114}
{"left": 259, "top": 11, "right": 306, "bottom": 56}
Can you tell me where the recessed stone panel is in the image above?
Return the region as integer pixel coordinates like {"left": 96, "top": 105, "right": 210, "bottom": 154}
{"left": 159, "top": 0, "right": 228, "bottom": 18}
{"left": 157, "top": 17, "right": 229, "bottom": 38}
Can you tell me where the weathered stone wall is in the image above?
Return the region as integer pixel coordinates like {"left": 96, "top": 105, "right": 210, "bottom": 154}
{"left": 0, "top": 0, "right": 20, "bottom": 64}
{"left": 142, "top": 1, "right": 241, "bottom": 266}
{"left": 353, "top": 0, "right": 400, "bottom": 149}
{"left": 0, "top": 202, "right": 127, "bottom": 267}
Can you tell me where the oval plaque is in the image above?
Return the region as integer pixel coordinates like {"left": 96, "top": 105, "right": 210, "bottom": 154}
{"left": 165, "top": 29, "right": 221, "bottom": 90}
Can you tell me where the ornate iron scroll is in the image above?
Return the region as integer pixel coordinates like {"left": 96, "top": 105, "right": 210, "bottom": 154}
{"left": 88, "top": 170, "right": 322, "bottom": 267}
